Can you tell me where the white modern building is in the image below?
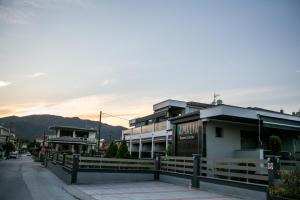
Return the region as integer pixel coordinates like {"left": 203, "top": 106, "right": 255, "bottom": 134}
{"left": 123, "top": 99, "right": 300, "bottom": 160}
{"left": 122, "top": 99, "right": 213, "bottom": 158}
{"left": 170, "top": 104, "right": 300, "bottom": 160}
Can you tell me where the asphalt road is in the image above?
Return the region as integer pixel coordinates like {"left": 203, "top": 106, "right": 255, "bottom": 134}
{"left": 0, "top": 155, "right": 75, "bottom": 200}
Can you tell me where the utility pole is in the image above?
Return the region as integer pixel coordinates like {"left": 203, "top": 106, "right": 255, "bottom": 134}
{"left": 43, "top": 130, "right": 46, "bottom": 149}
{"left": 98, "top": 111, "right": 102, "bottom": 153}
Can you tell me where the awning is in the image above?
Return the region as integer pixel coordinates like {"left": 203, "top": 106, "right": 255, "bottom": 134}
{"left": 260, "top": 116, "right": 300, "bottom": 132}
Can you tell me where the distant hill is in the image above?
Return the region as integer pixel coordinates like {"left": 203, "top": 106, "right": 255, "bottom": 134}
{"left": 0, "top": 115, "right": 126, "bottom": 141}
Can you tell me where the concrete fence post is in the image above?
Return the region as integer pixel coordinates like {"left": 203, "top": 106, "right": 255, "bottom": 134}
{"left": 154, "top": 153, "right": 161, "bottom": 180}
{"left": 62, "top": 153, "right": 66, "bottom": 166}
{"left": 192, "top": 154, "right": 200, "bottom": 188}
{"left": 71, "top": 154, "right": 79, "bottom": 184}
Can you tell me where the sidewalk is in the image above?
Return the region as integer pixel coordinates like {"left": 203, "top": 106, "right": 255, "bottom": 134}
{"left": 66, "top": 181, "right": 241, "bottom": 200}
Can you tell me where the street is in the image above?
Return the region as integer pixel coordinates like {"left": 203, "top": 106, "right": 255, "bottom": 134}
{"left": 0, "top": 155, "right": 75, "bottom": 200}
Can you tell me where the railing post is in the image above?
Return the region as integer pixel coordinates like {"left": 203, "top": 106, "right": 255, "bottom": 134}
{"left": 62, "top": 153, "right": 66, "bottom": 166}
{"left": 267, "top": 156, "right": 280, "bottom": 200}
{"left": 154, "top": 153, "right": 161, "bottom": 180}
{"left": 71, "top": 154, "right": 79, "bottom": 184}
{"left": 192, "top": 154, "right": 200, "bottom": 188}
{"left": 44, "top": 151, "right": 48, "bottom": 168}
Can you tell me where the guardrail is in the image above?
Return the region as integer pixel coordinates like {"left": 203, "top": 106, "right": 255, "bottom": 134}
{"left": 79, "top": 156, "right": 155, "bottom": 170}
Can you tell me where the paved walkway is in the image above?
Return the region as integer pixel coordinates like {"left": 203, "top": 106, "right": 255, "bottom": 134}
{"left": 74, "top": 181, "right": 241, "bottom": 200}
{"left": 0, "top": 155, "right": 75, "bottom": 200}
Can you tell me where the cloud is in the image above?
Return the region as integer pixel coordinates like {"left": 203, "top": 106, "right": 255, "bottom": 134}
{"left": 0, "top": 0, "right": 87, "bottom": 25}
{"left": 0, "top": 81, "right": 11, "bottom": 87}
{"left": 101, "top": 79, "right": 119, "bottom": 86}
{"left": 28, "top": 72, "right": 45, "bottom": 78}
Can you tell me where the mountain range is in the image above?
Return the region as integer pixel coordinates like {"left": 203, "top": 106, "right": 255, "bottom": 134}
{"left": 0, "top": 115, "right": 126, "bottom": 141}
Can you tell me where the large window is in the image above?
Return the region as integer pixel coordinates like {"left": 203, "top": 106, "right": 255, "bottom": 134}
{"left": 240, "top": 131, "right": 258, "bottom": 150}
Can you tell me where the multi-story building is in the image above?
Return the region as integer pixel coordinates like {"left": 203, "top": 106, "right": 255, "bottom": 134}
{"left": 47, "top": 126, "right": 97, "bottom": 154}
{"left": 0, "top": 126, "right": 15, "bottom": 144}
{"left": 123, "top": 99, "right": 300, "bottom": 160}
{"left": 122, "top": 99, "right": 213, "bottom": 158}
{"left": 171, "top": 104, "right": 300, "bottom": 159}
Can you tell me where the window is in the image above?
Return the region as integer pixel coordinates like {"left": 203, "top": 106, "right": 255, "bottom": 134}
{"left": 215, "top": 127, "right": 223, "bottom": 138}
{"left": 240, "top": 131, "right": 258, "bottom": 150}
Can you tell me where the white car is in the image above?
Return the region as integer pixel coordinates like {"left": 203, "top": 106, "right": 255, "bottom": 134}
{"left": 9, "top": 151, "right": 18, "bottom": 159}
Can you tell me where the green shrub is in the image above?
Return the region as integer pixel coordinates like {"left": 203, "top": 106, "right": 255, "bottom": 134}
{"left": 271, "top": 169, "right": 300, "bottom": 199}
{"left": 116, "top": 139, "right": 130, "bottom": 159}
{"left": 105, "top": 141, "right": 118, "bottom": 158}
{"left": 269, "top": 135, "right": 282, "bottom": 155}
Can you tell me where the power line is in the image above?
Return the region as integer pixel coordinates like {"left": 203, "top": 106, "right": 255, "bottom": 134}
{"left": 102, "top": 112, "right": 130, "bottom": 121}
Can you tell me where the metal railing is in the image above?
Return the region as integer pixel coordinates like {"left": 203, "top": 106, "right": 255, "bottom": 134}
{"left": 49, "top": 135, "right": 97, "bottom": 142}
{"left": 123, "top": 121, "right": 170, "bottom": 137}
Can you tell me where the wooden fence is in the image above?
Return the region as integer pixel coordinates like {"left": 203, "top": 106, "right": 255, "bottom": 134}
{"left": 280, "top": 160, "right": 300, "bottom": 171}
{"left": 200, "top": 157, "right": 268, "bottom": 184}
{"left": 160, "top": 156, "right": 194, "bottom": 175}
{"left": 79, "top": 156, "right": 155, "bottom": 170}
{"left": 65, "top": 155, "right": 73, "bottom": 169}
{"left": 46, "top": 152, "right": 273, "bottom": 187}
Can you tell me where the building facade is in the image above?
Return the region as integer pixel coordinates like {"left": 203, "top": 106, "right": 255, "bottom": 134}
{"left": 122, "top": 100, "right": 213, "bottom": 158}
{"left": 123, "top": 100, "right": 300, "bottom": 160}
{"left": 47, "top": 126, "right": 97, "bottom": 154}
{"left": 171, "top": 104, "right": 300, "bottom": 159}
{"left": 0, "top": 126, "right": 15, "bottom": 144}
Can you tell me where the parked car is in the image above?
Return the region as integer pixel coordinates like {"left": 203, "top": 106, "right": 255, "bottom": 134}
{"left": 9, "top": 151, "right": 18, "bottom": 159}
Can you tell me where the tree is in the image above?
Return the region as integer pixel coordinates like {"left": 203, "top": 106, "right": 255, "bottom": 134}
{"left": 116, "top": 139, "right": 130, "bottom": 158}
{"left": 269, "top": 135, "right": 282, "bottom": 155}
{"left": 105, "top": 141, "right": 118, "bottom": 158}
{"left": 3, "top": 142, "right": 15, "bottom": 153}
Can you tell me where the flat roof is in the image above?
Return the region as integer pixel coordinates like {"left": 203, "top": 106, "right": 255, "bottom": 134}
{"left": 153, "top": 99, "right": 187, "bottom": 111}
{"left": 170, "top": 104, "right": 300, "bottom": 125}
{"left": 49, "top": 125, "right": 97, "bottom": 132}
{"left": 200, "top": 104, "right": 300, "bottom": 122}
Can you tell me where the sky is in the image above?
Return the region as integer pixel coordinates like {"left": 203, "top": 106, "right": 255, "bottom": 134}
{"left": 0, "top": 0, "right": 299, "bottom": 127}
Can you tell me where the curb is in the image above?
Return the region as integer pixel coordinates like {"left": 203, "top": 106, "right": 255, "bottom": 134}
{"left": 62, "top": 185, "right": 97, "bottom": 200}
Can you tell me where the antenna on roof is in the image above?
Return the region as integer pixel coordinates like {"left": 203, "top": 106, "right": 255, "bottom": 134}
{"left": 212, "top": 93, "right": 221, "bottom": 105}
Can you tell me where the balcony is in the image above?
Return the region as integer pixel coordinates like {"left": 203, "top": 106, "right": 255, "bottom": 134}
{"left": 48, "top": 136, "right": 97, "bottom": 145}
{"left": 123, "top": 121, "right": 171, "bottom": 136}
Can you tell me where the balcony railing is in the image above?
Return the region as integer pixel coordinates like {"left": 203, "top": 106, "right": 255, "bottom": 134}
{"left": 123, "top": 121, "right": 170, "bottom": 136}
{"left": 50, "top": 135, "right": 97, "bottom": 142}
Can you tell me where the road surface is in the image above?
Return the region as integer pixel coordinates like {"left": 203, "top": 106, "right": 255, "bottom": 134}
{"left": 0, "top": 155, "right": 75, "bottom": 200}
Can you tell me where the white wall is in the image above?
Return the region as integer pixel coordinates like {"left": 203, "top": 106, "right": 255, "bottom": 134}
{"left": 206, "top": 121, "right": 258, "bottom": 159}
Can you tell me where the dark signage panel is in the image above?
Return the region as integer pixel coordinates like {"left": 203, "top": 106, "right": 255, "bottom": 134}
{"left": 175, "top": 120, "right": 202, "bottom": 156}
